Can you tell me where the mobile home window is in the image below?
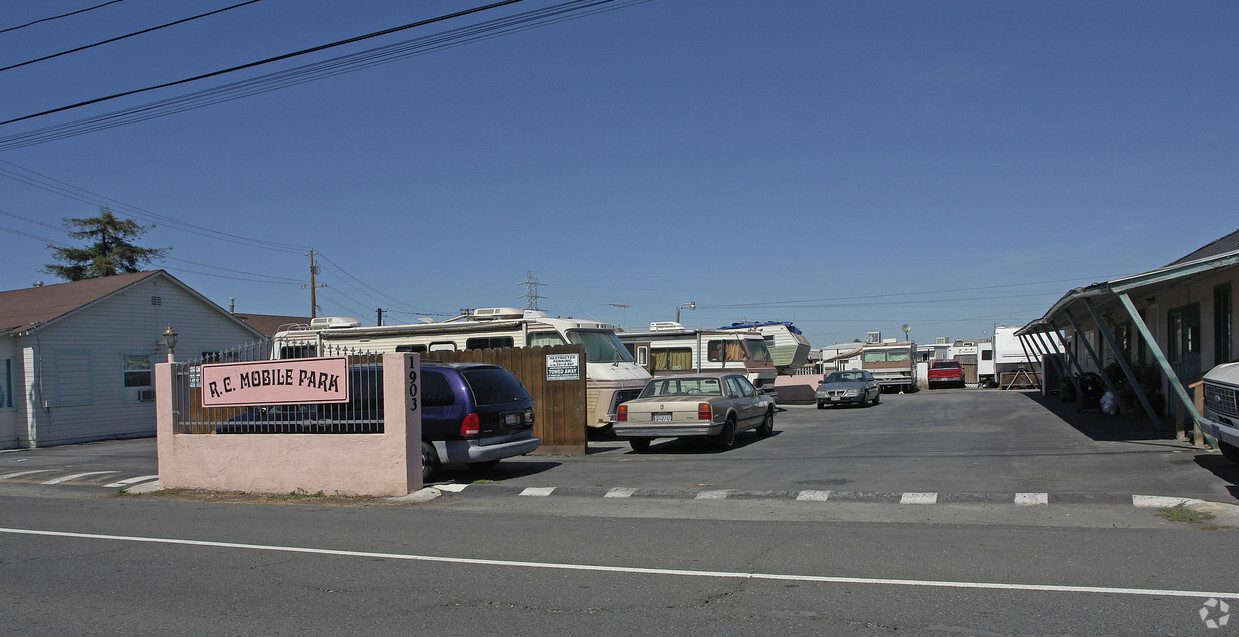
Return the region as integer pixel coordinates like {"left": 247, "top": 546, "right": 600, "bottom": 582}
{"left": 429, "top": 341, "right": 457, "bottom": 352}
{"left": 651, "top": 347, "right": 693, "bottom": 371}
{"left": 528, "top": 331, "right": 566, "bottom": 347}
{"left": 395, "top": 344, "right": 427, "bottom": 353}
{"left": 465, "top": 336, "right": 514, "bottom": 350}
{"left": 123, "top": 354, "right": 153, "bottom": 388}
{"left": 0, "top": 359, "right": 12, "bottom": 409}
{"left": 707, "top": 340, "right": 746, "bottom": 362}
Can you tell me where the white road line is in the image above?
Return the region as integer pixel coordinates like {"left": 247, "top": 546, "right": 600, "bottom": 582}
{"left": 435, "top": 484, "right": 469, "bottom": 493}
{"left": 1015, "top": 493, "right": 1049, "bottom": 506}
{"left": 0, "top": 470, "right": 54, "bottom": 480}
{"left": 519, "top": 487, "right": 555, "bottom": 497}
{"left": 1, "top": 526, "right": 1235, "bottom": 601}
{"left": 104, "top": 475, "right": 159, "bottom": 488}
{"left": 795, "top": 490, "right": 832, "bottom": 502}
{"left": 40, "top": 471, "right": 118, "bottom": 485}
{"left": 604, "top": 488, "right": 636, "bottom": 498}
{"left": 695, "top": 490, "right": 731, "bottom": 500}
{"left": 900, "top": 492, "right": 938, "bottom": 505}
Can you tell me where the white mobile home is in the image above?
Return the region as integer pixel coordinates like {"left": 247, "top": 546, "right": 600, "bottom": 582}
{"left": 0, "top": 271, "right": 263, "bottom": 448}
{"left": 617, "top": 322, "right": 778, "bottom": 395}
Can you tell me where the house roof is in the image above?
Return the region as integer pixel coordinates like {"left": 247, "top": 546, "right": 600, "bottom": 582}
{"left": 233, "top": 313, "right": 311, "bottom": 336}
{"left": 0, "top": 271, "right": 160, "bottom": 335}
{"left": 1166, "top": 228, "right": 1239, "bottom": 266}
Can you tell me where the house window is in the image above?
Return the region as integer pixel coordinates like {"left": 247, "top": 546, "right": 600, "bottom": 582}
{"left": 0, "top": 359, "right": 12, "bottom": 410}
{"left": 123, "top": 354, "right": 154, "bottom": 388}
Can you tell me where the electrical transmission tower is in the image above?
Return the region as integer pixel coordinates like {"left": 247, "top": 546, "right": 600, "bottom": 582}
{"left": 520, "top": 270, "right": 546, "bottom": 311}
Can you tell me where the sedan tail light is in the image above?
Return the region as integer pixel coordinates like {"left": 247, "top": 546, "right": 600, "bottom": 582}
{"left": 460, "top": 412, "right": 480, "bottom": 437}
{"left": 617, "top": 405, "right": 628, "bottom": 422}
{"left": 697, "top": 403, "right": 711, "bottom": 421}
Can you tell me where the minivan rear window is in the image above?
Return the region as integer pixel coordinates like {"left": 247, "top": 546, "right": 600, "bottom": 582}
{"left": 462, "top": 367, "right": 530, "bottom": 405}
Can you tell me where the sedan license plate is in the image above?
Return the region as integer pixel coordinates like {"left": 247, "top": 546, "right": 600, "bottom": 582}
{"left": 652, "top": 412, "right": 673, "bottom": 423}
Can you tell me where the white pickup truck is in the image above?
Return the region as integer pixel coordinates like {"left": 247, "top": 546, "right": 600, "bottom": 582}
{"left": 1200, "top": 361, "right": 1239, "bottom": 464}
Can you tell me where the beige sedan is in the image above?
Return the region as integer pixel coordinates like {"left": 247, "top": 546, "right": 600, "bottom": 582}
{"left": 614, "top": 372, "right": 775, "bottom": 452}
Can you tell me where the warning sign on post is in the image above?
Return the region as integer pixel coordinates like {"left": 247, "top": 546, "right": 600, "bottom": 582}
{"left": 545, "top": 353, "right": 580, "bottom": 381}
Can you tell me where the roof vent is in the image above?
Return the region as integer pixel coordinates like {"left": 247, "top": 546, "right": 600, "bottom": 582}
{"left": 650, "top": 321, "right": 685, "bottom": 331}
{"left": 472, "top": 307, "right": 524, "bottom": 320}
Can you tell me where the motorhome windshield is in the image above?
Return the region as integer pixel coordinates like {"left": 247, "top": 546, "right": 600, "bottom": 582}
{"left": 567, "top": 330, "right": 635, "bottom": 363}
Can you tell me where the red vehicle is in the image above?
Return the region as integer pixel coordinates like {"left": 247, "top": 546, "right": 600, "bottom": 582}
{"left": 928, "top": 360, "right": 966, "bottom": 389}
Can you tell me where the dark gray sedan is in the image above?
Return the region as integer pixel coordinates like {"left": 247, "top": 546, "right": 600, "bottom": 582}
{"left": 816, "top": 370, "right": 881, "bottom": 408}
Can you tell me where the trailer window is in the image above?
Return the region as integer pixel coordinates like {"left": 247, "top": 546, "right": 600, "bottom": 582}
{"left": 466, "top": 336, "right": 514, "bottom": 350}
{"left": 744, "top": 339, "right": 773, "bottom": 363}
{"left": 528, "top": 331, "right": 566, "bottom": 347}
{"left": 651, "top": 348, "right": 693, "bottom": 371}
{"left": 707, "top": 340, "right": 746, "bottom": 362}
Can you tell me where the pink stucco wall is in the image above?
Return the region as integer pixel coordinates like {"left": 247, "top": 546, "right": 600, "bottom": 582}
{"left": 156, "top": 353, "right": 422, "bottom": 496}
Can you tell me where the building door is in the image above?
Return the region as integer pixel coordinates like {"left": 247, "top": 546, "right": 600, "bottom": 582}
{"left": 1167, "top": 303, "right": 1201, "bottom": 419}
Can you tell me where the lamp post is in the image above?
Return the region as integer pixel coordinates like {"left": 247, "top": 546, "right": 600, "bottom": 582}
{"left": 676, "top": 301, "right": 695, "bottom": 324}
{"left": 162, "top": 325, "right": 178, "bottom": 363}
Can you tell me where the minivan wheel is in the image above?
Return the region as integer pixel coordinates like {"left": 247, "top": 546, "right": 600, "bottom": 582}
{"left": 715, "top": 418, "right": 736, "bottom": 451}
{"left": 421, "top": 441, "right": 439, "bottom": 483}
{"left": 629, "top": 438, "right": 652, "bottom": 452}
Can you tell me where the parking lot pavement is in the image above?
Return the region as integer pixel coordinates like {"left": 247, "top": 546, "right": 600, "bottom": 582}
{"left": 4, "top": 390, "right": 1237, "bottom": 514}
{"left": 431, "top": 390, "right": 1239, "bottom": 506}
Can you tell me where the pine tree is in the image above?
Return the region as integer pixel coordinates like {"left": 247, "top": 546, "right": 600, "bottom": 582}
{"left": 43, "top": 207, "right": 169, "bottom": 280}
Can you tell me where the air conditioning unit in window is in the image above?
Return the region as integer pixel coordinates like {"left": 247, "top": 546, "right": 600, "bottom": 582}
{"left": 137, "top": 389, "right": 155, "bottom": 402}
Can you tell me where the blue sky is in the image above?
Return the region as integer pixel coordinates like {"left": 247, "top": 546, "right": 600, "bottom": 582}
{"left": 1, "top": 0, "right": 1236, "bottom": 348}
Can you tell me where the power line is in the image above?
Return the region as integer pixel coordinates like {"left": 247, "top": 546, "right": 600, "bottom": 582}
{"left": 0, "top": 1, "right": 263, "bottom": 74}
{"left": 0, "top": 1, "right": 124, "bottom": 35}
{"left": 0, "top": 0, "right": 527, "bottom": 127}
{"left": 0, "top": 0, "right": 648, "bottom": 150}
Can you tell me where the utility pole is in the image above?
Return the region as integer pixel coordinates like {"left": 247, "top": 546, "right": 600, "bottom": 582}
{"left": 376, "top": 308, "right": 384, "bottom": 326}
{"left": 301, "top": 249, "right": 327, "bottom": 318}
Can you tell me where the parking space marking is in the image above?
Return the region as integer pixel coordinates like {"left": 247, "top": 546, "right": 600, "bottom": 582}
{"left": 695, "top": 490, "right": 731, "bottom": 500}
{"left": 1015, "top": 493, "right": 1049, "bottom": 506}
{"left": 519, "top": 487, "right": 556, "bottom": 497}
{"left": 900, "top": 492, "right": 938, "bottom": 504}
{"left": 3, "top": 526, "right": 1237, "bottom": 601}
{"left": 40, "top": 471, "right": 118, "bottom": 485}
{"left": 104, "top": 475, "right": 159, "bottom": 488}
{"left": 796, "top": 490, "right": 832, "bottom": 502}
{"left": 605, "top": 488, "right": 636, "bottom": 498}
{"left": 0, "top": 470, "right": 54, "bottom": 480}
{"left": 435, "top": 484, "right": 469, "bottom": 493}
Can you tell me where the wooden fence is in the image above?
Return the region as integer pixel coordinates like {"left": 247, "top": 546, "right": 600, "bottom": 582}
{"left": 423, "top": 345, "right": 587, "bottom": 455}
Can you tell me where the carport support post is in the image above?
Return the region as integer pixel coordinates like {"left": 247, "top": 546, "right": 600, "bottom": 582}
{"left": 1045, "top": 322, "right": 1086, "bottom": 380}
{"left": 1021, "top": 333, "right": 1061, "bottom": 390}
{"left": 1114, "top": 292, "right": 1213, "bottom": 446}
{"left": 1015, "top": 334, "right": 1042, "bottom": 388}
{"left": 1079, "top": 299, "right": 1160, "bottom": 426}
{"left": 1033, "top": 329, "right": 1081, "bottom": 396}
{"left": 1062, "top": 309, "right": 1126, "bottom": 415}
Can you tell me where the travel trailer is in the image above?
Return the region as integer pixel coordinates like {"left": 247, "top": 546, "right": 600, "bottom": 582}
{"left": 946, "top": 339, "right": 995, "bottom": 387}
{"left": 271, "top": 308, "right": 651, "bottom": 430}
{"left": 617, "top": 322, "right": 778, "bottom": 396}
{"left": 717, "top": 321, "right": 812, "bottom": 373}
{"left": 860, "top": 334, "right": 918, "bottom": 392}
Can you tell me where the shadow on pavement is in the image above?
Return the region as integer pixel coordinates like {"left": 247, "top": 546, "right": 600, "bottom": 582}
{"left": 1018, "top": 390, "right": 1181, "bottom": 443}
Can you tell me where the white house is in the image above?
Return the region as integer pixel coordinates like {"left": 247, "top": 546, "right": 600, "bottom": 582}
{"left": 0, "top": 270, "right": 263, "bottom": 448}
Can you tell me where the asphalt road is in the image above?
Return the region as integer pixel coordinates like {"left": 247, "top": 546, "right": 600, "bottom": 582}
{"left": 2, "top": 388, "right": 1238, "bottom": 635}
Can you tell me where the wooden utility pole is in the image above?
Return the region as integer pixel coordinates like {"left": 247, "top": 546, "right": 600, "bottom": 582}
{"left": 301, "top": 249, "right": 327, "bottom": 318}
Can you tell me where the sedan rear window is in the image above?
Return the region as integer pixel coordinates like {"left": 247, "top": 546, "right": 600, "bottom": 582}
{"left": 640, "top": 377, "right": 723, "bottom": 397}
{"left": 461, "top": 368, "right": 531, "bottom": 405}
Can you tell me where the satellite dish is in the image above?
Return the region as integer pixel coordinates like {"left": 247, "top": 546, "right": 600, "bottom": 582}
{"left": 901, "top": 324, "right": 910, "bottom": 333}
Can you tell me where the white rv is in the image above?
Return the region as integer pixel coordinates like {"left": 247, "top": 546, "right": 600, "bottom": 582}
{"left": 271, "top": 308, "right": 651, "bottom": 430}
{"left": 860, "top": 338, "right": 918, "bottom": 392}
{"left": 717, "top": 321, "right": 812, "bottom": 373}
{"left": 617, "top": 322, "right": 778, "bottom": 396}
